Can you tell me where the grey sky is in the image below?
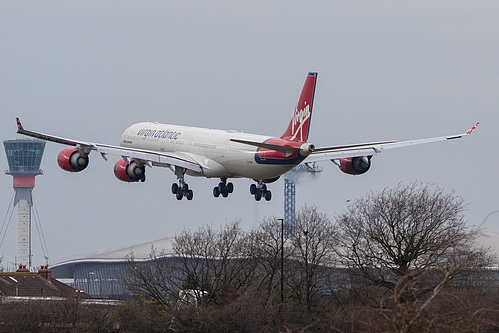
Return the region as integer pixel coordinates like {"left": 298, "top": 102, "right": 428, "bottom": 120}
{"left": 1, "top": 1, "right": 498, "bottom": 268}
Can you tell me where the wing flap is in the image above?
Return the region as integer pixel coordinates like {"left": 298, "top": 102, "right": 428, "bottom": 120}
{"left": 313, "top": 140, "right": 395, "bottom": 153}
{"left": 95, "top": 144, "right": 203, "bottom": 173}
{"left": 307, "top": 123, "right": 479, "bottom": 162}
{"left": 16, "top": 118, "right": 203, "bottom": 173}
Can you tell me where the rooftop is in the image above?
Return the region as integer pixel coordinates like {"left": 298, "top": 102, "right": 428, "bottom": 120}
{"left": 0, "top": 266, "right": 89, "bottom": 299}
{"left": 52, "top": 236, "right": 176, "bottom": 268}
{"left": 52, "top": 232, "right": 499, "bottom": 267}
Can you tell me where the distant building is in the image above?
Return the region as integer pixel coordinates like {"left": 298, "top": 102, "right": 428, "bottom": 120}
{"left": 51, "top": 237, "right": 176, "bottom": 299}
{"left": 0, "top": 265, "right": 89, "bottom": 299}
{"left": 50, "top": 232, "right": 499, "bottom": 299}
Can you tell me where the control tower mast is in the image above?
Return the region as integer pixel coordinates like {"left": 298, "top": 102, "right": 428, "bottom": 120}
{"left": 3, "top": 139, "right": 45, "bottom": 268}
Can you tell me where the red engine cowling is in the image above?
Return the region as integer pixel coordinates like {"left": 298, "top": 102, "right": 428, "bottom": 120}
{"left": 114, "top": 159, "right": 146, "bottom": 182}
{"left": 337, "top": 156, "right": 372, "bottom": 175}
{"left": 57, "top": 147, "right": 89, "bottom": 172}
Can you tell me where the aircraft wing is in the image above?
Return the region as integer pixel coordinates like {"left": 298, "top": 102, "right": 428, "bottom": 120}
{"left": 305, "top": 122, "right": 479, "bottom": 163}
{"left": 16, "top": 118, "right": 203, "bottom": 173}
{"left": 93, "top": 144, "right": 203, "bottom": 172}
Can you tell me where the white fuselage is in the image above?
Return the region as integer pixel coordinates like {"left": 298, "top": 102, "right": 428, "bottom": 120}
{"left": 120, "top": 122, "right": 298, "bottom": 179}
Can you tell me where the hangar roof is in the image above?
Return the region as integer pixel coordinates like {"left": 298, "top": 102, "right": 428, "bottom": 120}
{"left": 51, "top": 236, "right": 176, "bottom": 268}
{"left": 51, "top": 232, "right": 499, "bottom": 269}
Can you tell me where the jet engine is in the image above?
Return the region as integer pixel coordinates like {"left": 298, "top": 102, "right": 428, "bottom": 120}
{"left": 114, "top": 159, "right": 146, "bottom": 182}
{"left": 335, "top": 156, "right": 372, "bottom": 175}
{"left": 57, "top": 147, "right": 89, "bottom": 172}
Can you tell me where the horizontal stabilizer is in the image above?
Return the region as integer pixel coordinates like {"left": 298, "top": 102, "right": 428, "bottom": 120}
{"left": 230, "top": 139, "right": 299, "bottom": 153}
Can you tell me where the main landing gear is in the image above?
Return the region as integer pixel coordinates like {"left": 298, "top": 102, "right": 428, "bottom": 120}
{"left": 250, "top": 181, "right": 272, "bottom": 201}
{"left": 172, "top": 182, "right": 193, "bottom": 200}
{"left": 171, "top": 166, "right": 193, "bottom": 200}
{"left": 213, "top": 178, "right": 234, "bottom": 198}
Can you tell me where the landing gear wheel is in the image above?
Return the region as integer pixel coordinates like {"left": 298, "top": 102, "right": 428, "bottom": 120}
{"left": 264, "top": 190, "right": 272, "bottom": 201}
{"left": 140, "top": 175, "right": 146, "bottom": 183}
{"left": 214, "top": 179, "right": 234, "bottom": 199}
{"left": 186, "top": 190, "right": 193, "bottom": 200}
{"left": 251, "top": 181, "right": 272, "bottom": 201}
{"left": 250, "top": 184, "right": 256, "bottom": 195}
{"left": 255, "top": 190, "right": 262, "bottom": 201}
{"left": 176, "top": 190, "right": 183, "bottom": 200}
{"left": 172, "top": 183, "right": 179, "bottom": 194}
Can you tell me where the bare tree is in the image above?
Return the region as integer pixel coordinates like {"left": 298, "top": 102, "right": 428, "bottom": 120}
{"left": 287, "top": 205, "right": 338, "bottom": 311}
{"left": 122, "top": 247, "right": 183, "bottom": 310}
{"left": 173, "top": 220, "right": 258, "bottom": 304}
{"left": 248, "top": 217, "right": 290, "bottom": 303}
{"left": 336, "top": 183, "right": 497, "bottom": 332}
{"left": 336, "top": 183, "right": 488, "bottom": 285}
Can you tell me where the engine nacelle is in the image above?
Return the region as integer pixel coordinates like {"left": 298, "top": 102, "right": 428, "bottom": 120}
{"left": 114, "top": 159, "right": 146, "bottom": 182}
{"left": 336, "top": 156, "right": 372, "bottom": 175}
{"left": 57, "top": 147, "right": 89, "bottom": 172}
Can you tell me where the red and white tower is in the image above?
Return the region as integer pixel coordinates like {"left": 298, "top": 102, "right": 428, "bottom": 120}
{"left": 4, "top": 139, "right": 45, "bottom": 268}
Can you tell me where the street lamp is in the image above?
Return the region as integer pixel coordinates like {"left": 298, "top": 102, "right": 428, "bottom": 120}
{"left": 277, "top": 218, "right": 284, "bottom": 307}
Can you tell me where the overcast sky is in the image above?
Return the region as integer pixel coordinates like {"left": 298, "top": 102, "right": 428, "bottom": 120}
{"left": 1, "top": 1, "right": 498, "bottom": 269}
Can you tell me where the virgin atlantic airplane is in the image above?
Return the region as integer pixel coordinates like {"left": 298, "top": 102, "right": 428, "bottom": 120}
{"left": 16, "top": 72, "right": 478, "bottom": 201}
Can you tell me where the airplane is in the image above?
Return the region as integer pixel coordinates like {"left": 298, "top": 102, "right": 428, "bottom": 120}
{"left": 15, "top": 72, "right": 478, "bottom": 201}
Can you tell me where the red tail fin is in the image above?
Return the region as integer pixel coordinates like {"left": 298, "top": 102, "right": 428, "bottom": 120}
{"left": 281, "top": 72, "right": 317, "bottom": 142}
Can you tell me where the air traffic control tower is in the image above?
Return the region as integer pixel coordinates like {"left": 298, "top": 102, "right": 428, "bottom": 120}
{"left": 4, "top": 139, "right": 45, "bottom": 267}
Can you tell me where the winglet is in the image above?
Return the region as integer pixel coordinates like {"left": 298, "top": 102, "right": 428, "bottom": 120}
{"left": 16, "top": 117, "right": 24, "bottom": 132}
{"left": 466, "top": 122, "right": 479, "bottom": 135}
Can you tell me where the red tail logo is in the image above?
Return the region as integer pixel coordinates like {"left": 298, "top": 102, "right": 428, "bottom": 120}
{"left": 290, "top": 104, "right": 311, "bottom": 141}
{"left": 281, "top": 72, "right": 317, "bottom": 142}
